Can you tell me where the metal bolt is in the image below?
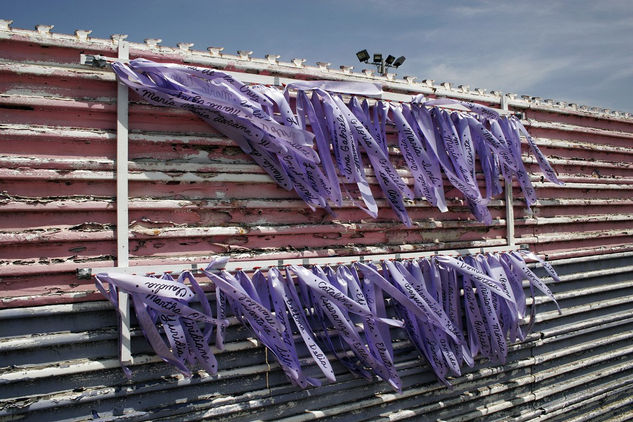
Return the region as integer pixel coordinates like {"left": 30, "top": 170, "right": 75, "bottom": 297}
{"left": 111, "top": 34, "right": 128, "bottom": 43}
{"left": 339, "top": 65, "right": 353, "bottom": 74}
{"left": 0, "top": 19, "right": 13, "bottom": 31}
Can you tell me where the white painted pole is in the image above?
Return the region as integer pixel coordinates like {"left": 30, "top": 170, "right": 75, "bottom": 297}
{"left": 115, "top": 41, "right": 132, "bottom": 365}
{"left": 86, "top": 244, "right": 521, "bottom": 277}
{"left": 501, "top": 94, "right": 516, "bottom": 247}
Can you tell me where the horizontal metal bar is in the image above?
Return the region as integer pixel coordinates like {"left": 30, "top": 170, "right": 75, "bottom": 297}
{"left": 7, "top": 213, "right": 633, "bottom": 247}
{"left": 544, "top": 250, "right": 633, "bottom": 266}
{"left": 1, "top": 221, "right": 507, "bottom": 245}
{"left": 532, "top": 136, "right": 633, "bottom": 156}
{"left": 7, "top": 168, "right": 633, "bottom": 192}
{"left": 77, "top": 244, "right": 523, "bottom": 279}
{"left": 525, "top": 118, "right": 633, "bottom": 140}
{"left": 6, "top": 154, "right": 633, "bottom": 183}
{"left": 77, "top": 54, "right": 517, "bottom": 116}
{"left": 5, "top": 196, "right": 633, "bottom": 213}
{"left": 0, "top": 301, "right": 111, "bottom": 320}
{"left": 518, "top": 229, "right": 633, "bottom": 245}
{"left": 6, "top": 122, "right": 632, "bottom": 164}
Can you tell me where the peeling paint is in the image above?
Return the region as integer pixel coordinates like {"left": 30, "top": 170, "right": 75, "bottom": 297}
{"left": 0, "top": 22, "right": 631, "bottom": 311}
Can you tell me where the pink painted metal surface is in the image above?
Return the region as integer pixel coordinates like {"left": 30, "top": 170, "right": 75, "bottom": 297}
{"left": 1, "top": 28, "right": 632, "bottom": 307}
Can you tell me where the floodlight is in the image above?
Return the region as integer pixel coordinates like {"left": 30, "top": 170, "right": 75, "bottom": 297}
{"left": 356, "top": 49, "right": 370, "bottom": 63}
{"left": 393, "top": 56, "right": 406, "bottom": 67}
{"left": 353, "top": 51, "right": 405, "bottom": 76}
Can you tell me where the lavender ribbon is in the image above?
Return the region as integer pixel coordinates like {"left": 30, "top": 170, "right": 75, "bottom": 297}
{"left": 391, "top": 106, "right": 443, "bottom": 211}
{"left": 111, "top": 59, "right": 563, "bottom": 226}
{"left": 96, "top": 249, "right": 560, "bottom": 387}
{"left": 95, "top": 269, "right": 229, "bottom": 377}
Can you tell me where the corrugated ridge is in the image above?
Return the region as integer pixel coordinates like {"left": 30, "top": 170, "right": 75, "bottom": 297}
{"left": 1, "top": 253, "right": 631, "bottom": 421}
{"left": 0, "top": 47, "right": 633, "bottom": 298}
{"left": 1, "top": 23, "right": 632, "bottom": 422}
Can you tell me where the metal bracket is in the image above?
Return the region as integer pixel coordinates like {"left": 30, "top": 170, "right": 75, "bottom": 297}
{"left": 79, "top": 53, "right": 108, "bottom": 68}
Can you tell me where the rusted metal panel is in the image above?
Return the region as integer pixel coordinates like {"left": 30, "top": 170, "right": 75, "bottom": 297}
{"left": 1, "top": 23, "right": 632, "bottom": 421}
{"left": 1, "top": 252, "right": 631, "bottom": 421}
{"left": 2, "top": 26, "right": 633, "bottom": 304}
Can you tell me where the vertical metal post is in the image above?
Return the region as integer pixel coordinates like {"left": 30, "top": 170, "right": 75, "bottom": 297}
{"left": 501, "top": 94, "right": 516, "bottom": 247}
{"left": 116, "top": 40, "right": 132, "bottom": 365}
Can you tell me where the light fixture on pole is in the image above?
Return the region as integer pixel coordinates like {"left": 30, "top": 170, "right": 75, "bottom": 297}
{"left": 356, "top": 49, "right": 370, "bottom": 63}
{"left": 356, "top": 50, "right": 406, "bottom": 76}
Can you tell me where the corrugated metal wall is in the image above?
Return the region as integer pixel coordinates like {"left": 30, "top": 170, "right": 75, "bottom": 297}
{"left": 1, "top": 23, "right": 632, "bottom": 421}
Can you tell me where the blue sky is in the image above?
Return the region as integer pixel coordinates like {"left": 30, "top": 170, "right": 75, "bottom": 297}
{"left": 4, "top": 0, "right": 633, "bottom": 112}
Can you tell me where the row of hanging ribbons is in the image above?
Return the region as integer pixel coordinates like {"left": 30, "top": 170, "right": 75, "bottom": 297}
{"left": 111, "top": 59, "right": 564, "bottom": 227}
{"left": 95, "top": 250, "right": 560, "bottom": 390}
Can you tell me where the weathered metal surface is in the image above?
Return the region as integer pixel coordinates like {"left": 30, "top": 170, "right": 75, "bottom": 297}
{"left": 1, "top": 252, "right": 631, "bottom": 421}
{"left": 0, "top": 23, "right": 632, "bottom": 421}
{"left": 1, "top": 27, "right": 632, "bottom": 303}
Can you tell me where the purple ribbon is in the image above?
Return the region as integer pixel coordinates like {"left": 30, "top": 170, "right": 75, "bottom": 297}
{"left": 297, "top": 90, "right": 343, "bottom": 205}
{"left": 512, "top": 116, "right": 564, "bottom": 186}
{"left": 506, "top": 251, "right": 562, "bottom": 314}
{"left": 111, "top": 59, "right": 563, "bottom": 226}
{"left": 391, "top": 106, "right": 442, "bottom": 209}
{"left": 94, "top": 269, "right": 230, "bottom": 377}
{"left": 277, "top": 268, "right": 337, "bottom": 383}
{"left": 464, "top": 256, "right": 507, "bottom": 363}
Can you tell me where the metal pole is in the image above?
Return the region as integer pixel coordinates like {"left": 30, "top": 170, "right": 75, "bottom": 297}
{"left": 116, "top": 40, "right": 132, "bottom": 365}
{"left": 80, "top": 244, "right": 521, "bottom": 277}
{"left": 500, "top": 94, "right": 516, "bottom": 247}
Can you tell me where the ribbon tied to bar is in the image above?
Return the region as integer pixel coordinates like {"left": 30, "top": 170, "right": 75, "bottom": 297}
{"left": 96, "top": 250, "right": 560, "bottom": 389}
